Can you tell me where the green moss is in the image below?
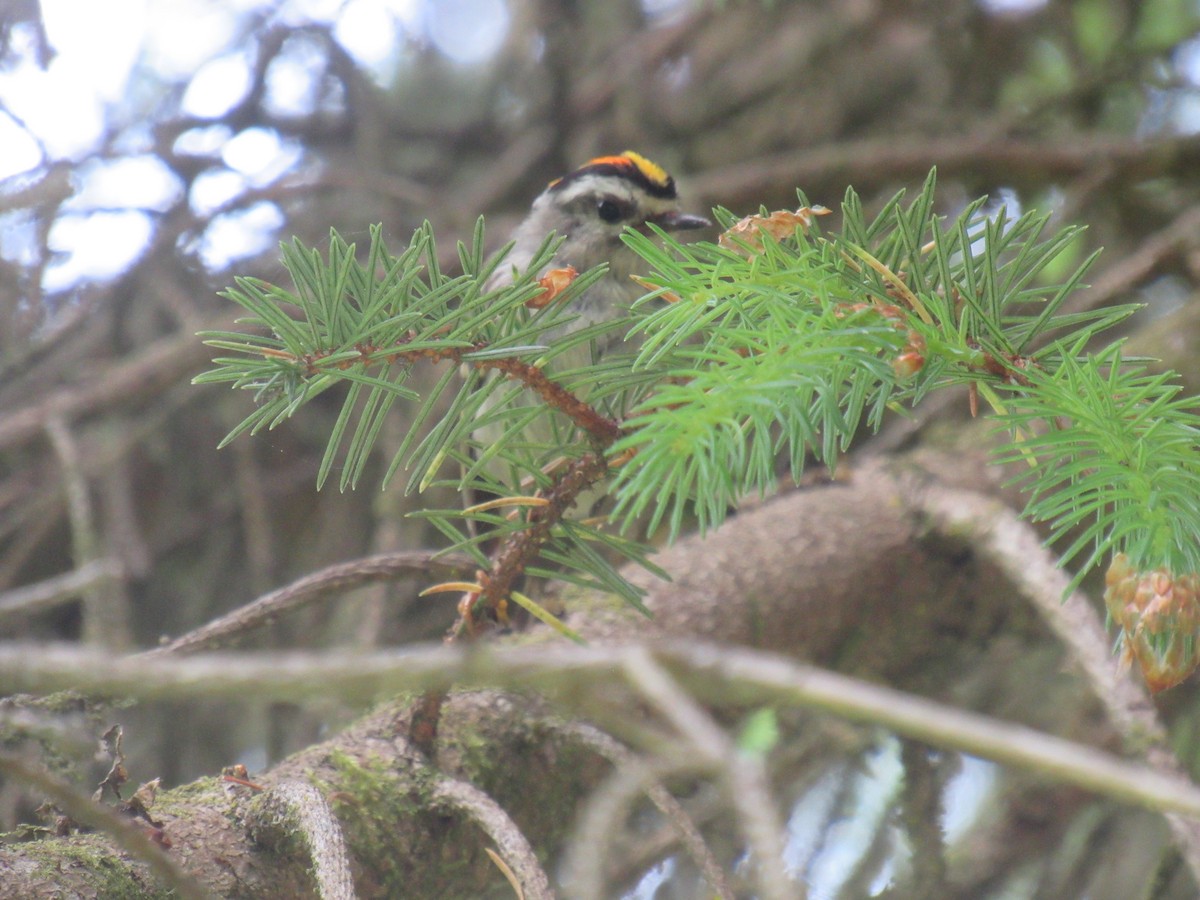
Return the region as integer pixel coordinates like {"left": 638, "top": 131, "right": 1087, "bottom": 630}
{"left": 435, "top": 712, "right": 603, "bottom": 866}
{"left": 154, "top": 775, "right": 239, "bottom": 828}
{"left": 245, "top": 791, "right": 308, "bottom": 859}
{"left": 21, "top": 835, "right": 173, "bottom": 899}
{"left": 321, "top": 751, "right": 430, "bottom": 895}
{"left": 319, "top": 749, "right": 513, "bottom": 896}
{"left": 435, "top": 720, "right": 494, "bottom": 785}
{"left": 157, "top": 774, "right": 224, "bottom": 805}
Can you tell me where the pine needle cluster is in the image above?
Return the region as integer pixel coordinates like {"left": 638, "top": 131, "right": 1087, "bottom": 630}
{"left": 196, "top": 170, "right": 1200, "bottom": 683}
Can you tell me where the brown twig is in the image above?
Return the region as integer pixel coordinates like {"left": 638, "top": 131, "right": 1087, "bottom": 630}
{"left": 425, "top": 452, "right": 614, "bottom": 753}
{"left": 0, "top": 558, "right": 124, "bottom": 624}
{"left": 279, "top": 331, "right": 626, "bottom": 742}
{"left": 475, "top": 356, "right": 623, "bottom": 444}
{"left": 141, "top": 551, "right": 474, "bottom": 659}
{"left": 451, "top": 452, "right": 610, "bottom": 639}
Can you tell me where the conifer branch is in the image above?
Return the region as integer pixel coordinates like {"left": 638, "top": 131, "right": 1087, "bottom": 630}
{"left": 196, "top": 171, "right": 1200, "bottom": 688}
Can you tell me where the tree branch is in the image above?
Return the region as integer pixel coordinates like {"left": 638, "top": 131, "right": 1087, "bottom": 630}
{"left": 913, "top": 480, "right": 1200, "bottom": 883}
{"left": 429, "top": 773, "right": 554, "bottom": 900}
{"left": 143, "top": 551, "right": 475, "bottom": 658}
{"left": 1, "top": 641, "right": 1198, "bottom": 820}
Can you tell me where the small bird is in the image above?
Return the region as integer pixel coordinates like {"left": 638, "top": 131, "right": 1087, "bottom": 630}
{"left": 486, "top": 150, "right": 711, "bottom": 342}
{"left": 473, "top": 151, "right": 710, "bottom": 496}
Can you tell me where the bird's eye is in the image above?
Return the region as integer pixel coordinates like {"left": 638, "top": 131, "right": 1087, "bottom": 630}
{"left": 596, "top": 199, "right": 625, "bottom": 223}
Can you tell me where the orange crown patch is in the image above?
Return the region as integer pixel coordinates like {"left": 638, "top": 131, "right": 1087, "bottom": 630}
{"left": 549, "top": 150, "right": 678, "bottom": 199}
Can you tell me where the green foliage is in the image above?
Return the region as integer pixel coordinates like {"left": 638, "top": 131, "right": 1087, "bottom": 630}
{"left": 1072, "top": 0, "right": 1124, "bottom": 66}
{"left": 1000, "top": 38, "right": 1077, "bottom": 110}
{"left": 1133, "top": 0, "right": 1200, "bottom": 51}
{"left": 737, "top": 708, "right": 781, "bottom": 755}
{"left": 196, "top": 169, "right": 1200, "bottom": 634}
{"left": 605, "top": 171, "right": 1135, "bottom": 540}
{"left": 195, "top": 221, "right": 609, "bottom": 492}
{"left": 997, "top": 342, "right": 1200, "bottom": 588}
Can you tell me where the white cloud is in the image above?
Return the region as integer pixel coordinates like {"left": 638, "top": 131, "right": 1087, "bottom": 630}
{"left": 40, "top": 0, "right": 146, "bottom": 102}
{"left": 335, "top": 0, "right": 402, "bottom": 68}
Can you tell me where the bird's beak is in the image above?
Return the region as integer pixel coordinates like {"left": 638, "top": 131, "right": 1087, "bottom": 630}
{"left": 647, "top": 211, "right": 712, "bottom": 232}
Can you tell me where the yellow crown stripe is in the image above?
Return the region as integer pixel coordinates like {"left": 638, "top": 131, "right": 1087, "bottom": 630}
{"left": 572, "top": 151, "right": 672, "bottom": 189}
{"left": 618, "top": 151, "right": 671, "bottom": 189}
{"left": 547, "top": 151, "right": 676, "bottom": 195}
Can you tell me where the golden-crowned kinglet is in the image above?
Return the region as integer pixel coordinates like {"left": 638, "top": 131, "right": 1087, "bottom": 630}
{"left": 487, "top": 151, "right": 711, "bottom": 340}
{"left": 475, "top": 151, "right": 709, "bottom": 491}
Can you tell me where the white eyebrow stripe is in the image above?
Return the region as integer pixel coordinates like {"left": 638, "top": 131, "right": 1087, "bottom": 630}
{"left": 548, "top": 175, "right": 639, "bottom": 205}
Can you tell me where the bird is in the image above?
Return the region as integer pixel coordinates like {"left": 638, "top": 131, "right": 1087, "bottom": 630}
{"left": 485, "top": 150, "right": 711, "bottom": 346}
{"left": 470, "top": 150, "right": 710, "bottom": 496}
